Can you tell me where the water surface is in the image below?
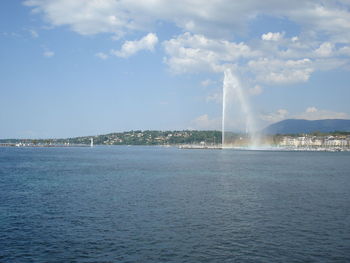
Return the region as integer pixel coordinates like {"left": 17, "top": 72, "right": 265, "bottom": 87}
{"left": 1, "top": 146, "right": 350, "bottom": 262}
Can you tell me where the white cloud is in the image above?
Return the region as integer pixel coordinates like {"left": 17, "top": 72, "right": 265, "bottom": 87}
{"left": 161, "top": 30, "right": 348, "bottom": 84}
{"left": 247, "top": 58, "right": 314, "bottom": 84}
{"left": 24, "top": 0, "right": 129, "bottom": 37}
{"left": 339, "top": 45, "right": 350, "bottom": 56}
{"left": 312, "top": 58, "right": 348, "bottom": 72}
{"left": 43, "top": 50, "right": 54, "bottom": 58}
{"left": 95, "top": 52, "right": 109, "bottom": 60}
{"left": 260, "top": 109, "right": 289, "bottom": 123}
{"left": 23, "top": 0, "right": 350, "bottom": 41}
{"left": 261, "top": 32, "right": 284, "bottom": 41}
{"left": 25, "top": 0, "right": 350, "bottom": 84}
{"left": 162, "top": 32, "right": 348, "bottom": 85}
{"left": 287, "top": 4, "right": 350, "bottom": 42}
{"left": 163, "top": 32, "right": 257, "bottom": 74}
{"left": 111, "top": 33, "right": 158, "bottom": 58}
{"left": 260, "top": 107, "right": 349, "bottom": 125}
{"left": 314, "top": 42, "right": 334, "bottom": 57}
{"left": 295, "top": 107, "right": 350, "bottom": 120}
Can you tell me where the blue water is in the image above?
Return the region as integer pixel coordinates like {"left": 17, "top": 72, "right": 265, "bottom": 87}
{"left": 1, "top": 146, "right": 350, "bottom": 262}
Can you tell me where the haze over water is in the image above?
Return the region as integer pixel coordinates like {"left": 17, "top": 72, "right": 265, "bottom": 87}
{"left": 1, "top": 146, "right": 349, "bottom": 262}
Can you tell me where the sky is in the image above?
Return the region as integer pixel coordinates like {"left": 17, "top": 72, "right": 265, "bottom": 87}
{"left": 1, "top": 0, "right": 350, "bottom": 138}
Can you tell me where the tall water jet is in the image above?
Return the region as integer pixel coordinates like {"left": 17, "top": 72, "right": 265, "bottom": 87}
{"left": 222, "top": 73, "right": 227, "bottom": 147}
{"left": 222, "top": 68, "right": 260, "bottom": 148}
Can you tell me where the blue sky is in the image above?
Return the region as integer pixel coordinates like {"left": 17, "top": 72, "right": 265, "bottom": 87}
{"left": 1, "top": 0, "right": 350, "bottom": 138}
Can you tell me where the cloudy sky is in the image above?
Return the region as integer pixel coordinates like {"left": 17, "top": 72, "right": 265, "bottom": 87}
{"left": 1, "top": 0, "right": 350, "bottom": 138}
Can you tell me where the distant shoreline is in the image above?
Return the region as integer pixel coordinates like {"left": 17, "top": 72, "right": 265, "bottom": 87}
{"left": 0, "top": 143, "right": 90, "bottom": 148}
{"left": 1, "top": 130, "right": 350, "bottom": 152}
{"left": 1, "top": 143, "right": 349, "bottom": 152}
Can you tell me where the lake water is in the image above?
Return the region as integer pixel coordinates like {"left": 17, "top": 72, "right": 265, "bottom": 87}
{"left": 1, "top": 146, "right": 350, "bottom": 262}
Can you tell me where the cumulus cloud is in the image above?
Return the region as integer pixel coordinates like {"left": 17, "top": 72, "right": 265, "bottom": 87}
{"left": 260, "top": 109, "right": 289, "bottom": 123}
{"left": 287, "top": 4, "right": 350, "bottom": 42}
{"left": 339, "top": 46, "right": 350, "bottom": 56}
{"left": 314, "top": 42, "right": 334, "bottom": 57}
{"left": 260, "top": 107, "right": 349, "bottom": 125}
{"left": 161, "top": 31, "right": 349, "bottom": 85}
{"left": 295, "top": 107, "right": 350, "bottom": 120}
{"left": 24, "top": 0, "right": 350, "bottom": 85}
{"left": 261, "top": 32, "right": 284, "bottom": 41}
{"left": 161, "top": 29, "right": 348, "bottom": 84}
{"left": 247, "top": 58, "right": 314, "bottom": 84}
{"left": 23, "top": 0, "right": 350, "bottom": 41}
{"left": 163, "top": 32, "right": 257, "bottom": 74}
{"left": 111, "top": 33, "right": 158, "bottom": 58}
{"left": 24, "top": 0, "right": 128, "bottom": 37}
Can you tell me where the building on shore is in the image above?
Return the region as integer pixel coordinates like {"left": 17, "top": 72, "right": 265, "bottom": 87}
{"left": 279, "top": 135, "right": 350, "bottom": 149}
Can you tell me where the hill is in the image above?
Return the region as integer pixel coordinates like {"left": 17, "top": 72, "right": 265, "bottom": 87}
{"left": 262, "top": 119, "right": 350, "bottom": 135}
{"left": 0, "top": 130, "right": 224, "bottom": 145}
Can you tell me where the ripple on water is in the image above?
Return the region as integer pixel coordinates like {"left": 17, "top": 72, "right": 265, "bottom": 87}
{"left": 1, "top": 147, "right": 350, "bottom": 262}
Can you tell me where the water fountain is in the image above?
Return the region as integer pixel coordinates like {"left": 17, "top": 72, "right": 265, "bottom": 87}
{"left": 222, "top": 68, "right": 260, "bottom": 148}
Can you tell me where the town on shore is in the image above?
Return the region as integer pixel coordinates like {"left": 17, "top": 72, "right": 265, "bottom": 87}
{"left": 1, "top": 130, "right": 350, "bottom": 151}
